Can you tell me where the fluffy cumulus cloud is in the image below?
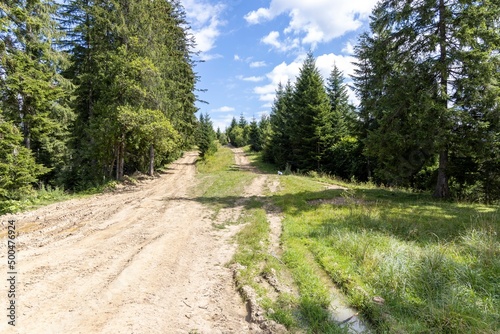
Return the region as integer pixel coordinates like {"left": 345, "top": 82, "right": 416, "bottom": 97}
{"left": 253, "top": 57, "right": 304, "bottom": 103}
{"left": 183, "top": 0, "right": 225, "bottom": 55}
{"left": 249, "top": 61, "right": 267, "bottom": 68}
{"left": 245, "top": 0, "right": 378, "bottom": 49}
{"left": 261, "top": 31, "right": 299, "bottom": 52}
{"left": 254, "top": 52, "right": 357, "bottom": 105}
{"left": 234, "top": 55, "right": 267, "bottom": 68}
{"left": 211, "top": 106, "right": 235, "bottom": 112}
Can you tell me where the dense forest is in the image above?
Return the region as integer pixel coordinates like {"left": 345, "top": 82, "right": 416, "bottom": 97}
{"left": 223, "top": 1, "right": 500, "bottom": 202}
{"left": 1, "top": 0, "right": 499, "bottom": 207}
{"left": 1, "top": 0, "right": 198, "bottom": 203}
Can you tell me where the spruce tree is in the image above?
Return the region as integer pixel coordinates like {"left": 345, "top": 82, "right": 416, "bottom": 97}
{"left": 265, "top": 81, "right": 295, "bottom": 167}
{"left": 325, "top": 65, "right": 354, "bottom": 140}
{"left": 354, "top": 0, "right": 500, "bottom": 197}
{"left": 290, "top": 52, "right": 331, "bottom": 171}
{"left": 323, "top": 65, "right": 361, "bottom": 179}
{"left": 248, "top": 117, "right": 262, "bottom": 152}
{"left": 197, "top": 113, "right": 216, "bottom": 158}
{"left": 1, "top": 0, "right": 74, "bottom": 184}
{"left": 0, "top": 115, "right": 49, "bottom": 203}
{"left": 61, "top": 0, "right": 198, "bottom": 184}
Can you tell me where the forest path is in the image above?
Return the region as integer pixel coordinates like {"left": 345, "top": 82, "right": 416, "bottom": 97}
{"left": 0, "top": 151, "right": 266, "bottom": 334}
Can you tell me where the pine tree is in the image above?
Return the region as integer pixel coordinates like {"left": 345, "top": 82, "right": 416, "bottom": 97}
{"left": 216, "top": 127, "right": 228, "bottom": 145}
{"left": 258, "top": 114, "right": 271, "bottom": 155}
{"left": 323, "top": 65, "right": 362, "bottom": 179}
{"left": 227, "top": 117, "right": 238, "bottom": 146}
{"left": 239, "top": 113, "right": 250, "bottom": 146}
{"left": 197, "top": 113, "right": 217, "bottom": 158}
{"left": 61, "top": 0, "right": 198, "bottom": 184}
{"left": 0, "top": 114, "right": 49, "bottom": 203}
{"left": 354, "top": 0, "right": 500, "bottom": 197}
{"left": 290, "top": 52, "right": 331, "bottom": 171}
{"left": 0, "top": 0, "right": 74, "bottom": 184}
{"left": 325, "top": 64, "right": 354, "bottom": 139}
{"left": 265, "top": 81, "right": 295, "bottom": 167}
{"left": 248, "top": 117, "right": 262, "bottom": 152}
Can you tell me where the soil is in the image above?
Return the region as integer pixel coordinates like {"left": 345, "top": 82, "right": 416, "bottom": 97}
{"left": 0, "top": 151, "right": 265, "bottom": 334}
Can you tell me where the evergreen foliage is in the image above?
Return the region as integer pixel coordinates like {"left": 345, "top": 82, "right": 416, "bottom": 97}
{"left": 353, "top": 0, "right": 500, "bottom": 198}
{"left": 1, "top": 0, "right": 498, "bottom": 203}
{"left": 0, "top": 0, "right": 74, "bottom": 185}
{"left": 322, "top": 65, "right": 362, "bottom": 178}
{"left": 227, "top": 116, "right": 250, "bottom": 147}
{"left": 248, "top": 117, "right": 262, "bottom": 152}
{"left": 264, "top": 81, "right": 294, "bottom": 168}
{"left": 197, "top": 113, "right": 217, "bottom": 159}
{"left": 0, "top": 0, "right": 200, "bottom": 200}
{"left": 290, "top": 52, "right": 331, "bottom": 171}
{"left": 216, "top": 127, "right": 228, "bottom": 145}
{"left": 60, "top": 0, "right": 198, "bottom": 185}
{"left": 0, "top": 115, "right": 49, "bottom": 200}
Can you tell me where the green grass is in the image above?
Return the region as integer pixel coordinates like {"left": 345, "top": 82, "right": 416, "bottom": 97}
{"left": 230, "top": 198, "right": 306, "bottom": 331}
{"left": 200, "top": 148, "right": 346, "bottom": 332}
{"left": 0, "top": 184, "right": 82, "bottom": 215}
{"left": 272, "top": 172, "right": 500, "bottom": 333}
{"left": 242, "top": 146, "right": 279, "bottom": 174}
{"left": 195, "top": 146, "right": 255, "bottom": 215}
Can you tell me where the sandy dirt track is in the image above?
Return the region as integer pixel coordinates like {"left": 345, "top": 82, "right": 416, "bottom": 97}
{"left": 0, "top": 151, "right": 262, "bottom": 333}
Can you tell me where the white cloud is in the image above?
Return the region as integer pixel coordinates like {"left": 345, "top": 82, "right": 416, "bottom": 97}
{"left": 249, "top": 61, "right": 267, "bottom": 68}
{"left": 234, "top": 54, "right": 241, "bottom": 61}
{"left": 253, "top": 57, "right": 303, "bottom": 102}
{"left": 245, "top": 0, "right": 378, "bottom": 48}
{"left": 183, "top": 0, "right": 225, "bottom": 55}
{"left": 253, "top": 52, "right": 357, "bottom": 104}
{"left": 261, "top": 31, "right": 299, "bottom": 52}
{"left": 316, "top": 53, "right": 356, "bottom": 80}
{"left": 237, "top": 75, "right": 265, "bottom": 82}
{"left": 211, "top": 106, "right": 235, "bottom": 112}
{"left": 261, "top": 31, "right": 281, "bottom": 49}
{"left": 244, "top": 7, "right": 273, "bottom": 24}
{"left": 342, "top": 41, "right": 355, "bottom": 55}
{"left": 200, "top": 53, "right": 223, "bottom": 61}
{"left": 211, "top": 114, "right": 237, "bottom": 131}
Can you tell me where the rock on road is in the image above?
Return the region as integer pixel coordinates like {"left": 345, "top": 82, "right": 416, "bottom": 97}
{"left": 0, "top": 152, "right": 256, "bottom": 333}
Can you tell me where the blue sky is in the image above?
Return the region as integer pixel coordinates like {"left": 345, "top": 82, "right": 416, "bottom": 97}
{"left": 182, "top": 0, "right": 379, "bottom": 131}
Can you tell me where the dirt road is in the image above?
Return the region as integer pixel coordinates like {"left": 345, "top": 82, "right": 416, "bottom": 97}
{"left": 0, "top": 152, "right": 259, "bottom": 333}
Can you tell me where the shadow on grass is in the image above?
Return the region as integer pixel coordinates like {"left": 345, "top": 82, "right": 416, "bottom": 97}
{"left": 162, "top": 185, "right": 499, "bottom": 246}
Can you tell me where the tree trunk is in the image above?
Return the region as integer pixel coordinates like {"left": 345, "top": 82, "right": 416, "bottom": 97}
{"left": 434, "top": 150, "right": 450, "bottom": 198}
{"left": 116, "top": 135, "right": 125, "bottom": 180}
{"left": 115, "top": 144, "right": 121, "bottom": 180}
{"left": 23, "top": 122, "right": 31, "bottom": 149}
{"left": 148, "top": 144, "right": 155, "bottom": 176}
{"left": 434, "top": 0, "right": 450, "bottom": 199}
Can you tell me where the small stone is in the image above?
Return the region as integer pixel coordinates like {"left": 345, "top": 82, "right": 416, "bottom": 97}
{"left": 373, "top": 296, "right": 385, "bottom": 305}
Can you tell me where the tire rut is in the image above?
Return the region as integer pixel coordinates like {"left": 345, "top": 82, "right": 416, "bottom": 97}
{"left": 0, "top": 152, "right": 253, "bottom": 334}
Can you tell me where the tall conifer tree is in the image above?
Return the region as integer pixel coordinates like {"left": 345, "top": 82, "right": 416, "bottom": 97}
{"left": 354, "top": 0, "right": 500, "bottom": 197}
{"left": 290, "top": 52, "right": 331, "bottom": 171}
{"left": 1, "top": 0, "right": 74, "bottom": 184}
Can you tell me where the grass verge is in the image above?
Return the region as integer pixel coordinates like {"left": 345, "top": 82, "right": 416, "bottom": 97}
{"left": 273, "top": 171, "right": 499, "bottom": 333}
{"left": 195, "top": 146, "right": 255, "bottom": 215}
{"left": 0, "top": 184, "right": 79, "bottom": 215}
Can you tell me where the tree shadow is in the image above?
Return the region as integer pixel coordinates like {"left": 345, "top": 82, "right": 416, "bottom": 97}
{"left": 162, "top": 186, "right": 498, "bottom": 246}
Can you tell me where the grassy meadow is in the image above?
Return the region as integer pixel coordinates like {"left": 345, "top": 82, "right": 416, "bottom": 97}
{"left": 241, "top": 147, "right": 499, "bottom": 333}
{"left": 274, "top": 176, "right": 499, "bottom": 333}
